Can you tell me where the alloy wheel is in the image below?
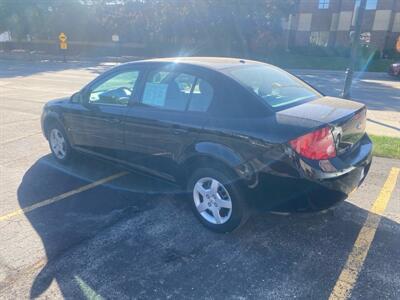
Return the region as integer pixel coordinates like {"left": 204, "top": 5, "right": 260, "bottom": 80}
{"left": 193, "top": 177, "right": 233, "bottom": 224}
{"left": 50, "top": 128, "right": 67, "bottom": 159}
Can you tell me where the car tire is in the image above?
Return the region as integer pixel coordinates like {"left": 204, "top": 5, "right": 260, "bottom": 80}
{"left": 187, "top": 167, "right": 250, "bottom": 233}
{"left": 48, "top": 122, "right": 74, "bottom": 164}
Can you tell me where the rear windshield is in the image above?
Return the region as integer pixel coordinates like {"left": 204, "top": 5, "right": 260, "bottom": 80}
{"left": 224, "top": 65, "right": 321, "bottom": 109}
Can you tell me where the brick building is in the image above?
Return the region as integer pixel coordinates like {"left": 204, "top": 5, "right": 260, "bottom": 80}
{"left": 284, "top": 0, "right": 400, "bottom": 52}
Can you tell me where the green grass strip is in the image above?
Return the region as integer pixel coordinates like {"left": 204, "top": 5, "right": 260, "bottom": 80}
{"left": 370, "top": 135, "right": 400, "bottom": 159}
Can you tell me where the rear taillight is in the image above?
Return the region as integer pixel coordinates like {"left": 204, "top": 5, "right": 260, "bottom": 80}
{"left": 289, "top": 127, "right": 336, "bottom": 160}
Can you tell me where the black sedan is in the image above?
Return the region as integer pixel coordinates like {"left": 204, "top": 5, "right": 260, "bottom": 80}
{"left": 41, "top": 57, "right": 372, "bottom": 232}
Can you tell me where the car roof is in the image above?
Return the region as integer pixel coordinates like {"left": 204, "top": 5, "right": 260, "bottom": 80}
{"left": 128, "top": 57, "right": 266, "bottom": 71}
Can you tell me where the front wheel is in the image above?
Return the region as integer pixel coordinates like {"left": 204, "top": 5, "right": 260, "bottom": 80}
{"left": 48, "top": 123, "right": 73, "bottom": 163}
{"left": 187, "top": 168, "right": 249, "bottom": 233}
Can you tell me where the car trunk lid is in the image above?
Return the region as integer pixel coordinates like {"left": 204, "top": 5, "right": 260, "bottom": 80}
{"left": 276, "top": 96, "right": 366, "bottom": 154}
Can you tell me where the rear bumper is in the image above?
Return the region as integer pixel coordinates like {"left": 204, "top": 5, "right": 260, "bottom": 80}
{"left": 298, "top": 134, "right": 373, "bottom": 191}
{"left": 252, "top": 134, "right": 372, "bottom": 212}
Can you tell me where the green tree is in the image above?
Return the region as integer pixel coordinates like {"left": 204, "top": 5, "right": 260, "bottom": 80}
{"left": 0, "top": 0, "right": 293, "bottom": 56}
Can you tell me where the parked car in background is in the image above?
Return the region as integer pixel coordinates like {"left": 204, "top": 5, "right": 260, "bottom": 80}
{"left": 388, "top": 61, "right": 400, "bottom": 77}
{"left": 41, "top": 57, "right": 372, "bottom": 232}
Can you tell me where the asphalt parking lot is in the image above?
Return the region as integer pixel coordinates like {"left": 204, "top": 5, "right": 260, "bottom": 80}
{"left": 0, "top": 60, "right": 399, "bottom": 299}
{"left": 293, "top": 69, "right": 400, "bottom": 138}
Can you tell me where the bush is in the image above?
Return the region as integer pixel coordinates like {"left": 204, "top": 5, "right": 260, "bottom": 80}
{"left": 382, "top": 48, "right": 400, "bottom": 60}
{"left": 359, "top": 46, "right": 380, "bottom": 60}
{"left": 333, "top": 46, "right": 351, "bottom": 57}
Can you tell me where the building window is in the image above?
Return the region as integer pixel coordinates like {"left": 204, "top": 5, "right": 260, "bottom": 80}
{"left": 318, "top": 0, "right": 330, "bottom": 9}
{"left": 365, "top": 0, "right": 378, "bottom": 10}
{"left": 310, "top": 31, "right": 329, "bottom": 47}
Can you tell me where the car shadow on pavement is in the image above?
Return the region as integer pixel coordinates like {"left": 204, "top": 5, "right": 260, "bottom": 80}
{"left": 18, "top": 156, "right": 400, "bottom": 299}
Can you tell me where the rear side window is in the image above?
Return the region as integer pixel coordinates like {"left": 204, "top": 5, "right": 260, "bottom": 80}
{"left": 224, "top": 65, "right": 320, "bottom": 109}
{"left": 188, "top": 79, "right": 213, "bottom": 112}
{"left": 141, "top": 70, "right": 213, "bottom": 112}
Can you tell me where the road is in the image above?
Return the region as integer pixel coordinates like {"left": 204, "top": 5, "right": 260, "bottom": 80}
{"left": 0, "top": 60, "right": 399, "bottom": 299}
{"left": 292, "top": 69, "right": 400, "bottom": 137}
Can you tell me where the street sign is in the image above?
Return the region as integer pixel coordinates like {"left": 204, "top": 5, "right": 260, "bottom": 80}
{"left": 58, "top": 32, "right": 67, "bottom": 43}
{"left": 58, "top": 32, "right": 68, "bottom": 62}
{"left": 58, "top": 32, "right": 68, "bottom": 50}
{"left": 60, "top": 41, "right": 68, "bottom": 50}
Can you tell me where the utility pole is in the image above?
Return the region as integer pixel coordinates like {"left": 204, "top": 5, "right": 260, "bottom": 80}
{"left": 341, "top": 0, "right": 366, "bottom": 99}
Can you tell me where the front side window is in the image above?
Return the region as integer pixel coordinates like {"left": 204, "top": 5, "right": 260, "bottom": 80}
{"left": 141, "top": 70, "right": 213, "bottom": 112}
{"left": 318, "top": 0, "right": 329, "bottom": 9}
{"left": 89, "top": 70, "right": 139, "bottom": 106}
{"left": 225, "top": 65, "right": 321, "bottom": 109}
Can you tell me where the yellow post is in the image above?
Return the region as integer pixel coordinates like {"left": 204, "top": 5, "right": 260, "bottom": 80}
{"left": 58, "top": 32, "right": 68, "bottom": 62}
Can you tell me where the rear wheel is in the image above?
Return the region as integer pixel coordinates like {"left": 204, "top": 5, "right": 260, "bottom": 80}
{"left": 187, "top": 168, "right": 249, "bottom": 233}
{"left": 48, "top": 123, "right": 73, "bottom": 163}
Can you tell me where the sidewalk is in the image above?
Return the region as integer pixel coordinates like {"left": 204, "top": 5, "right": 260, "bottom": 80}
{"left": 292, "top": 69, "right": 400, "bottom": 138}
{"left": 290, "top": 68, "right": 396, "bottom": 80}
{"left": 0, "top": 49, "right": 141, "bottom": 63}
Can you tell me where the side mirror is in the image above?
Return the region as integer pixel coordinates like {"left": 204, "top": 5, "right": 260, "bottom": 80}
{"left": 70, "top": 92, "right": 82, "bottom": 103}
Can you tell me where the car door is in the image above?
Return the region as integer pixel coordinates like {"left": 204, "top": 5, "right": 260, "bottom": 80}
{"left": 63, "top": 67, "right": 142, "bottom": 159}
{"left": 123, "top": 66, "right": 215, "bottom": 180}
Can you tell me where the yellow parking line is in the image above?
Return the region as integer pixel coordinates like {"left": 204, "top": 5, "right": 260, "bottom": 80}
{"left": 329, "top": 167, "right": 400, "bottom": 300}
{"left": 0, "top": 171, "right": 129, "bottom": 222}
